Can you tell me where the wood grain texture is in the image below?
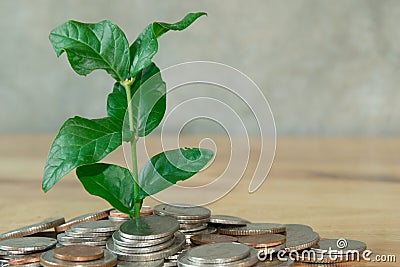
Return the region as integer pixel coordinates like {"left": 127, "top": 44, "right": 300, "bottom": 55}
{"left": 0, "top": 135, "right": 398, "bottom": 266}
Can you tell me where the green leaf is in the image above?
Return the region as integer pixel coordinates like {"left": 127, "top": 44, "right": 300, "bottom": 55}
{"left": 129, "top": 12, "right": 206, "bottom": 77}
{"left": 137, "top": 148, "right": 214, "bottom": 199}
{"left": 49, "top": 20, "right": 130, "bottom": 81}
{"left": 107, "top": 63, "right": 166, "bottom": 139}
{"left": 76, "top": 163, "right": 134, "bottom": 214}
{"left": 42, "top": 116, "right": 122, "bottom": 192}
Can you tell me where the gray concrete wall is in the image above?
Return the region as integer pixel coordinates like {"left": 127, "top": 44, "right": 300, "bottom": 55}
{"left": 0, "top": 0, "right": 399, "bottom": 136}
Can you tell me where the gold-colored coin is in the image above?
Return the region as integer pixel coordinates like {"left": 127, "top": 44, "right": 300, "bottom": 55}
{"left": 52, "top": 245, "right": 104, "bottom": 262}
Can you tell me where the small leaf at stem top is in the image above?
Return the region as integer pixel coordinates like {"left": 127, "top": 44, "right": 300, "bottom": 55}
{"left": 129, "top": 12, "right": 207, "bottom": 77}
{"left": 49, "top": 20, "right": 130, "bottom": 81}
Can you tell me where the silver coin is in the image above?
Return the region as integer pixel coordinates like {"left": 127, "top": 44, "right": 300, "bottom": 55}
{"left": 58, "top": 240, "right": 108, "bottom": 246}
{"left": 209, "top": 215, "right": 250, "bottom": 226}
{"left": 65, "top": 229, "right": 112, "bottom": 238}
{"left": 284, "top": 224, "right": 319, "bottom": 252}
{"left": 178, "top": 224, "right": 208, "bottom": 233}
{"left": 184, "top": 226, "right": 218, "bottom": 239}
{"left": 179, "top": 223, "right": 205, "bottom": 231}
{"left": 106, "top": 232, "right": 185, "bottom": 261}
{"left": 118, "top": 259, "right": 164, "bottom": 267}
{"left": 108, "top": 216, "right": 129, "bottom": 224}
{"left": 187, "top": 226, "right": 217, "bottom": 235}
{"left": 257, "top": 243, "right": 286, "bottom": 255}
{"left": 0, "top": 237, "right": 57, "bottom": 252}
{"left": 57, "top": 233, "right": 110, "bottom": 243}
{"left": 163, "top": 259, "right": 177, "bottom": 266}
{"left": 40, "top": 248, "right": 117, "bottom": 267}
{"left": 119, "top": 216, "right": 179, "bottom": 240}
{"left": 311, "top": 239, "right": 367, "bottom": 255}
{"left": 176, "top": 218, "right": 210, "bottom": 225}
{"left": 218, "top": 223, "right": 285, "bottom": 236}
{"left": 114, "top": 236, "right": 175, "bottom": 254}
{"left": 71, "top": 220, "right": 118, "bottom": 233}
{"left": 8, "top": 263, "right": 42, "bottom": 267}
{"left": 254, "top": 257, "right": 294, "bottom": 266}
{"left": 113, "top": 231, "right": 173, "bottom": 248}
{"left": 186, "top": 243, "right": 250, "bottom": 264}
{"left": 0, "top": 249, "right": 31, "bottom": 256}
{"left": 154, "top": 204, "right": 210, "bottom": 220}
{"left": 0, "top": 218, "right": 65, "bottom": 241}
{"left": 178, "top": 246, "right": 259, "bottom": 267}
{"left": 294, "top": 251, "right": 354, "bottom": 264}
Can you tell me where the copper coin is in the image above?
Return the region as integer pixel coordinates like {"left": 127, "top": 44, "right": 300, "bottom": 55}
{"left": 41, "top": 249, "right": 116, "bottom": 267}
{"left": 140, "top": 206, "right": 154, "bottom": 216}
{"left": 55, "top": 209, "right": 111, "bottom": 233}
{"left": 190, "top": 234, "right": 238, "bottom": 245}
{"left": 237, "top": 234, "right": 286, "bottom": 248}
{"left": 52, "top": 245, "right": 104, "bottom": 262}
{"left": 109, "top": 210, "right": 129, "bottom": 219}
{"left": 8, "top": 252, "right": 42, "bottom": 265}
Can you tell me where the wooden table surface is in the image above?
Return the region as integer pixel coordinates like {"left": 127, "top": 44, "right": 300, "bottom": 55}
{"left": 0, "top": 135, "right": 399, "bottom": 266}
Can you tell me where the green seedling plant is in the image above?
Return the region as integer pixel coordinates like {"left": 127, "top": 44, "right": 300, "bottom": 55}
{"left": 42, "top": 12, "right": 213, "bottom": 219}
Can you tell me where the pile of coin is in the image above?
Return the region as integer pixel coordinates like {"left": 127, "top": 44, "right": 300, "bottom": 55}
{"left": 106, "top": 215, "right": 185, "bottom": 266}
{"left": 40, "top": 244, "right": 117, "bottom": 267}
{"left": 0, "top": 237, "right": 57, "bottom": 267}
{"left": 154, "top": 204, "right": 217, "bottom": 244}
{"left": 0, "top": 204, "right": 368, "bottom": 267}
{"left": 57, "top": 220, "right": 118, "bottom": 248}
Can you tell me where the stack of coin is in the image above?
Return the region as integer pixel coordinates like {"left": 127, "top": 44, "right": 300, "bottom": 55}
{"left": 57, "top": 220, "right": 117, "bottom": 247}
{"left": 55, "top": 209, "right": 111, "bottom": 233}
{"left": 0, "top": 237, "right": 57, "bottom": 267}
{"left": 209, "top": 215, "right": 251, "bottom": 226}
{"left": 177, "top": 242, "right": 259, "bottom": 267}
{"left": 0, "top": 218, "right": 65, "bottom": 240}
{"left": 284, "top": 224, "right": 319, "bottom": 252}
{"left": 106, "top": 215, "right": 185, "bottom": 265}
{"left": 108, "top": 206, "right": 154, "bottom": 226}
{"left": 40, "top": 244, "right": 117, "bottom": 267}
{"left": 154, "top": 204, "right": 216, "bottom": 244}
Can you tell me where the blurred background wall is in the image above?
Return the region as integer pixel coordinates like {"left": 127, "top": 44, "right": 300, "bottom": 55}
{"left": 0, "top": 0, "right": 399, "bottom": 136}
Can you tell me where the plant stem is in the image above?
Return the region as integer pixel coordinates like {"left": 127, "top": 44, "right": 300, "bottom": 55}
{"left": 122, "top": 79, "right": 141, "bottom": 219}
{"left": 130, "top": 140, "right": 141, "bottom": 218}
